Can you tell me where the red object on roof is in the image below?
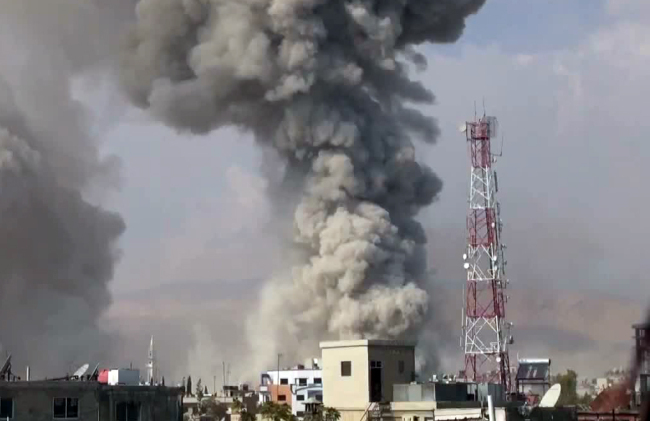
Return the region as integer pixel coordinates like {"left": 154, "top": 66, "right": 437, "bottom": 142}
{"left": 97, "top": 369, "right": 109, "bottom": 384}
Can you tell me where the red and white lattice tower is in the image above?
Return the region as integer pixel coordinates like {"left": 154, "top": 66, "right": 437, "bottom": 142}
{"left": 460, "top": 114, "right": 513, "bottom": 392}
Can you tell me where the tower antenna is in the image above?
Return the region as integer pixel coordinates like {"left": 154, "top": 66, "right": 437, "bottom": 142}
{"left": 460, "top": 111, "right": 513, "bottom": 393}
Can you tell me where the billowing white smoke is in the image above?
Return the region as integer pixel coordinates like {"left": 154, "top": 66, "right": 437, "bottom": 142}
{"left": 0, "top": 0, "right": 131, "bottom": 375}
{"left": 120, "top": 0, "right": 484, "bottom": 376}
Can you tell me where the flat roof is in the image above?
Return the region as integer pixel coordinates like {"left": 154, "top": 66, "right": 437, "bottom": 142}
{"left": 319, "top": 339, "right": 416, "bottom": 349}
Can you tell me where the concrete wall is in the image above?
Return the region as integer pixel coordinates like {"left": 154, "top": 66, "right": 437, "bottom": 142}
{"left": 0, "top": 381, "right": 182, "bottom": 421}
{"left": 0, "top": 382, "right": 100, "bottom": 421}
{"left": 321, "top": 343, "right": 370, "bottom": 410}
{"left": 367, "top": 345, "right": 415, "bottom": 402}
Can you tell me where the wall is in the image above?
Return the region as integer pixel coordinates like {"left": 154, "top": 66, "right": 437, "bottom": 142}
{"left": 0, "top": 382, "right": 100, "bottom": 421}
{"left": 367, "top": 345, "right": 415, "bottom": 402}
{"left": 291, "top": 385, "right": 323, "bottom": 417}
{"left": 259, "top": 368, "right": 322, "bottom": 412}
{"left": 321, "top": 343, "right": 370, "bottom": 410}
{"left": 0, "top": 381, "right": 182, "bottom": 421}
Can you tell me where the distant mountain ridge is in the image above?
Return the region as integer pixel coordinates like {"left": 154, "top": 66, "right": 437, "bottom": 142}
{"left": 108, "top": 279, "right": 645, "bottom": 380}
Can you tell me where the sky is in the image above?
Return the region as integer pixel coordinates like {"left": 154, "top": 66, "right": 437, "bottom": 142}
{"left": 98, "top": 0, "right": 650, "bottom": 302}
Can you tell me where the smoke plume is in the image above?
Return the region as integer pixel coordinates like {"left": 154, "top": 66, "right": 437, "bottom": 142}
{"left": 0, "top": 0, "right": 130, "bottom": 375}
{"left": 120, "top": 0, "right": 484, "bottom": 375}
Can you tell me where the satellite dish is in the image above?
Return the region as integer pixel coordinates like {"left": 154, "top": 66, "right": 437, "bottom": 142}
{"left": 462, "top": 253, "right": 468, "bottom": 260}
{"left": 539, "top": 384, "right": 562, "bottom": 408}
{"left": 463, "top": 263, "right": 470, "bottom": 270}
{"left": 73, "top": 363, "right": 90, "bottom": 378}
{"left": 459, "top": 124, "right": 467, "bottom": 133}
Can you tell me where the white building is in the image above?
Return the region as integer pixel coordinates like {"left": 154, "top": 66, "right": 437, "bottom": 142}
{"left": 259, "top": 359, "right": 322, "bottom": 418}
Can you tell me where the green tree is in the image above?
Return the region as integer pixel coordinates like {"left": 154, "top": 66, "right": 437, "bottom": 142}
{"left": 577, "top": 393, "right": 594, "bottom": 407}
{"left": 260, "top": 401, "right": 294, "bottom": 421}
{"left": 232, "top": 398, "right": 244, "bottom": 414}
{"left": 201, "top": 398, "right": 228, "bottom": 419}
{"left": 187, "top": 376, "right": 193, "bottom": 396}
{"left": 305, "top": 406, "right": 341, "bottom": 421}
{"left": 323, "top": 407, "right": 341, "bottom": 421}
{"left": 553, "top": 370, "right": 579, "bottom": 406}
{"left": 233, "top": 398, "right": 257, "bottom": 421}
{"left": 196, "top": 379, "right": 204, "bottom": 402}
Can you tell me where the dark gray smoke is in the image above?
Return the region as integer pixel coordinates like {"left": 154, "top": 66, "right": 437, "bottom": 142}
{"left": 120, "top": 0, "right": 484, "bottom": 375}
{"left": 0, "top": 0, "right": 131, "bottom": 376}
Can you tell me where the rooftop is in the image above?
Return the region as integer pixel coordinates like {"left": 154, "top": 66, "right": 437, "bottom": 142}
{"left": 319, "top": 339, "right": 416, "bottom": 349}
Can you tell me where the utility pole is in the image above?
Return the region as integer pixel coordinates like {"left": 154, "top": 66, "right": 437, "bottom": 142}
{"left": 213, "top": 375, "right": 216, "bottom": 397}
{"left": 277, "top": 353, "right": 282, "bottom": 391}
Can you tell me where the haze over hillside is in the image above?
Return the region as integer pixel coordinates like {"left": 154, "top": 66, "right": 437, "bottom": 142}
{"left": 107, "top": 278, "right": 644, "bottom": 386}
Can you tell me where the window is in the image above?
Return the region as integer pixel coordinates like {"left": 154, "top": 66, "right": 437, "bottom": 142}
{"left": 54, "top": 398, "right": 79, "bottom": 419}
{"left": 0, "top": 398, "right": 12, "bottom": 419}
{"left": 298, "top": 378, "right": 307, "bottom": 386}
{"left": 313, "top": 378, "right": 322, "bottom": 384}
{"left": 280, "top": 378, "right": 289, "bottom": 385}
{"left": 370, "top": 361, "right": 383, "bottom": 369}
{"left": 315, "top": 394, "right": 323, "bottom": 402}
{"left": 296, "top": 395, "right": 305, "bottom": 401}
{"left": 398, "top": 360, "right": 405, "bottom": 374}
{"left": 278, "top": 395, "right": 287, "bottom": 402}
{"left": 116, "top": 402, "right": 140, "bottom": 421}
{"left": 297, "top": 412, "right": 305, "bottom": 418}
{"left": 340, "top": 361, "right": 351, "bottom": 377}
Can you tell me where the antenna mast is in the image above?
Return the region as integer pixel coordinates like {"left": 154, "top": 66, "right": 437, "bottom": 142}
{"left": 460, "top": 113, "right": 513, "bottom": 392}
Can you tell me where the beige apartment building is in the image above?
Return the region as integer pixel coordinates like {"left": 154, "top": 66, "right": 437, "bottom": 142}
{"left": 320, "top": 339, "right": 433, "bottom": 421}
{"left": 320, "top": 340, "right": 507, "bottom": 421}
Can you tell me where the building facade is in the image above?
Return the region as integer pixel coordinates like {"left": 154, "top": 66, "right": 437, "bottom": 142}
{"left": 634, "top": 321, "right": 649, "bottom": 408}
{"left": 259, "top": 362, "right": 322, "bottom": 418}
{"left": 0, "top": 380, "right": 182, "bottom": 421}
{"left": 320, "top": 340, "right": 417, "bottom": 421}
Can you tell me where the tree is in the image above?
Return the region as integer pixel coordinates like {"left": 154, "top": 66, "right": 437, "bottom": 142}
{"left": 187, "top": 376, "right": 193, "bottom": 396}
{"left": 232, "top": 398, "right": 244, "bottom": 414}
{"left": 161, "top": 376, "right": 165, "bottom": 386}
{"left": 204, "top": 385, "right": 209, "bottom": 395}
{"left": 305, "top": 405, "right": 340, "bottom": 421}
{"left": 578, "top": 392, "right": 594, "bottom": 407}
{"left": 323, "top": 407, "right": 341, "bottom": 421}
{"left": 260, "top": 401, "right": 294, "bottom": 421}
{"left": 196, "top": 379, "right": 204, "bottom": 403}
{"left": 201, "top": 397, "right": 228, "bottom": 419}
{"left": 233, "top": 398, "right": 257, "bottom": 421}
{"left": 553, "top": 370, "right": 579, "bottom": 406}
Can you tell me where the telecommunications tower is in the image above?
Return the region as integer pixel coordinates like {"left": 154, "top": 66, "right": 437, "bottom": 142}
{"left": 460, "top": 113, "right": 513, "bottom": 392}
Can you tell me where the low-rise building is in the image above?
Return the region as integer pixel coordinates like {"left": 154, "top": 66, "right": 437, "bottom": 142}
{"left": 319, "top": 339, "right": 510, "bottom": 421}
{"left": 259, "top": 359, "right": 322, "bottom": 418}
{"left": 0, "top": 379, "right": 182, "bottom": 421}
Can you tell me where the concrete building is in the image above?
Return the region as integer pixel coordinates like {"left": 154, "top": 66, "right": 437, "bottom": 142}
{"left": 0, "top": 380, "right": 182, "bottom": 421}
{"left": 320, "top": 340, "right": 510, "bottom": 421}
{"left": 183, "top": 385, "right": 258, "bottom": 419}
{"left": 320, "top": 340, "right": 420, "bottom": 421}
{"left": 320, "top": 340, "right": 415, "bottom": 408}
{"left": 259, "top": 360, "right": 322, "bottom": 418}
